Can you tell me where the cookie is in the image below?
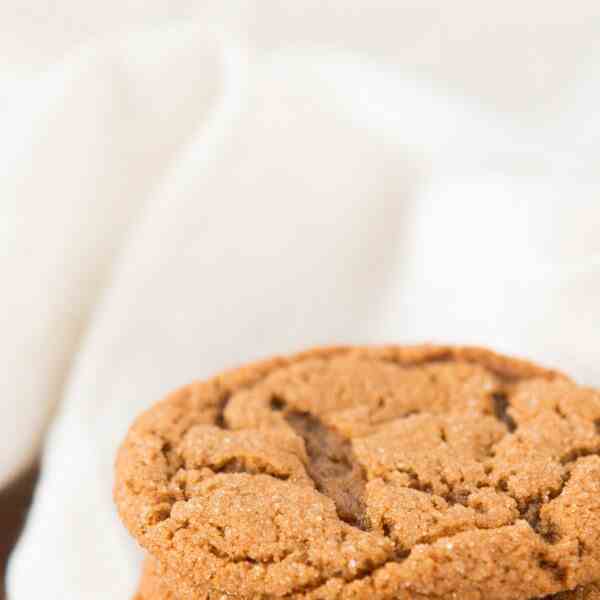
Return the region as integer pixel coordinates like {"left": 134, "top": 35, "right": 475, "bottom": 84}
{"left": 134, "top": 557, "right": 600, "bottom": 600}
{"left": 115, "top": 345, "right": 600, "bottom": 600}
{"left": 134, "top": 557, "right": 237, "bottom": 600}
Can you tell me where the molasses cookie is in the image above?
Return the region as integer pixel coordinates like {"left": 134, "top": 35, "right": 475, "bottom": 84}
{"left": 134, "top": 557, "right": 600, "bottom": 600}
{"left": 116, "top": 346, "right": 600, "bottom": 600}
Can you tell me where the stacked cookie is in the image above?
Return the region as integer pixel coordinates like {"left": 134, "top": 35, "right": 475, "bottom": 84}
{"left": 115, "top": 346, "right": 600, "bottom": 600}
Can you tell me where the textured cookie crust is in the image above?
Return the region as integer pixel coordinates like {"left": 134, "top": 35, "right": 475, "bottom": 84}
{"left": 134, "top": 557, "right": 600, "bottom": 600}
{"left": 134, "top": 557, "right": 235, "bottom": 600}
{"left": 133, "top": 558, "right": 600, "bottom": 600}
{"left": 116, "top": 345, "right": 600, "bottom": 600}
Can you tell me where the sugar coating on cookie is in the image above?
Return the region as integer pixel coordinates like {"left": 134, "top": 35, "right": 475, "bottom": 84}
{"left": 134, "top": 557, "right": 234, "bottom": 600}
{"left": 115, "top": 345, "right": 600, "bottom": 600}
{"left": 134, "top": 556, "right": 600, "bottom": 600}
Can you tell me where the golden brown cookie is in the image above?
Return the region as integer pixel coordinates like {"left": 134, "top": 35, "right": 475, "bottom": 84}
{"left": 134, "top": 557, "right": 238, "bottom": 600}
{"left": 116, "top": 345, "right": 600, "bottom": 600}
{"left": 134, "top": 557, "right": 600, "bottom": 600}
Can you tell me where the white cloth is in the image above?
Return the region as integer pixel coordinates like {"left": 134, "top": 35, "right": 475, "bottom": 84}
{"left": 3, "top": 2, "right": 600, "bottom": 598}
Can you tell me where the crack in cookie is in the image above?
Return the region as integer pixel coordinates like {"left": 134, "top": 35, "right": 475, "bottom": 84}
{"left": 492, "top": 390, "right": 517, "bottom": 432}
{"left": 284, "top": 410, "right": 368, "bottom": 529}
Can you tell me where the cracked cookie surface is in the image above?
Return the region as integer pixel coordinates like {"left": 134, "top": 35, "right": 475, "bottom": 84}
{"left": 133, "top": 557, "right": 600, "bottom": 600}
{"left": 116, "top": 345, "right": 600, "bottom": 600}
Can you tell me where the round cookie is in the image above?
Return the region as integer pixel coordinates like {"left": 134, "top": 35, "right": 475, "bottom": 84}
{"left": 116, "top": 345, "right": 600, "bottom": 600}
{"left": 134, "top": 557, "right": 600, "bottom": 600}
